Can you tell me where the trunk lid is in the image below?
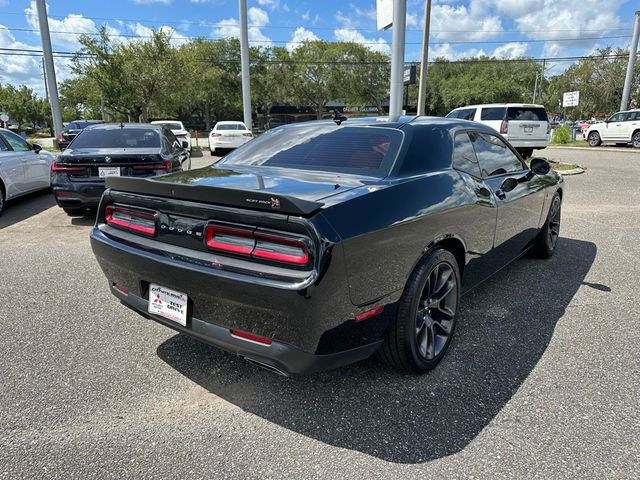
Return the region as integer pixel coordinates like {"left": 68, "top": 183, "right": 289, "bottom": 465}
{"left": 57, "top": 148, "right": 165, "bottom": 182}
{"left": 505, "top": 106, "right": 549, "bottom": 141}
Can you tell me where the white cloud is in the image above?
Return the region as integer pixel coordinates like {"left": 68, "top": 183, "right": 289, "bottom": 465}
{"left": 257, "top": 0, "right": 278, "bottom": 8}
{"left": 286, "top": 27, "right": 319, "bottom": 52}
{"left": 126, "top": 22, "right": 189, "bottom": 46}
{"left": 492, "top": 42, "right": 528, "bottom": 58}
{"left": 429, "top": 43, "right": 486, "bottom": 60}
{"left": 352, "top": 5, "right": 377, "bottom": 21}
{"left": 334, "top": 28, "right": 390, "bottom": 54}
{"left": 213, "top": 7, "right": 272, "bottom": 46}
{"left": 25, "top": 1, "right": 100, "bottom": 47}
{"left": 431, "top": 3, "right": 502, "bottom": 41}
{"left": 301, "top": 10, "right": 310, "bottom": 21}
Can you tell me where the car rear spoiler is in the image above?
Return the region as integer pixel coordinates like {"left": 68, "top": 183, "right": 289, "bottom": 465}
{"left": 105, "top": 177, "right": 324, "bottom": 216}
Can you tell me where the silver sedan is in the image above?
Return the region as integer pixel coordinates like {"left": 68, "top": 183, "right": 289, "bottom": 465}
{"left": 0, "top": 128, "right": 55, "bottom": 216}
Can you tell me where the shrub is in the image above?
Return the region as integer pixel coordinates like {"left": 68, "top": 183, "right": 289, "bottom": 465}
{"left": 552, "top": 125, "right": 572, "bottom": 144}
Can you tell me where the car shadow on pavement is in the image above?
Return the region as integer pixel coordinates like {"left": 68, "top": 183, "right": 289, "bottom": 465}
{"left": 0, "top": 190, "right": 55, "bottom": 229}
{"left": 156, "top": 237, "right": 597, "bottom": 464}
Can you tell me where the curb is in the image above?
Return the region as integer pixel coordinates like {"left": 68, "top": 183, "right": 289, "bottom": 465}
{"left": 557, "top": 168, "right": 585, "bottom": 176}
{"left": 547, "top": 145, "right": 639, "bottom": 153}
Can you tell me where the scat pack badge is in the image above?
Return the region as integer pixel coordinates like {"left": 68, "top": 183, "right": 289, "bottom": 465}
{"left": 245, "top": 197, "right": 281, "bottom": 209}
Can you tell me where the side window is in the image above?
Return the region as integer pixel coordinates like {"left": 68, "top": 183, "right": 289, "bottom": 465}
{"left": 480, "top": 107, "right": 506, "bottom": 121}
{"left": 0, "top": 130, "right": 31, "bottom": 152}
{"left": 452, "top": 132, "right": 481, "bottom": 177}
{"left": 470, "top": 132, "right": 526, "bottom": 177}
{"left": 0, "top": 136, "right": 9, "bottom": 152}
{"left": 165, "top": 129, "right": 180, "bottom": 150}
{"left": 609, "top": 113, "right": 627, "bottom": 122}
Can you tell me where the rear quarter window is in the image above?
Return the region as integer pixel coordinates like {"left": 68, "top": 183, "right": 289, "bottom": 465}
{"left": 447, "top": 108, "right": 476, "bottom": 121}
{"left": 480, "top": 107, "right": 506, "bottom": 121}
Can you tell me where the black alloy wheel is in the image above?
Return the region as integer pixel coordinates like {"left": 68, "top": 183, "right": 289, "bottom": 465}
{"left": 588, "top": 131, "right": 601, "bottom": 147}
{"left": 532, "top": 192, "right": 561, "bottom": 258}
{"left": 415, "top": 262, "right": 457, "bottom": 360}
{"left": 378, "top": 248, "right": 460, "bottom": 373}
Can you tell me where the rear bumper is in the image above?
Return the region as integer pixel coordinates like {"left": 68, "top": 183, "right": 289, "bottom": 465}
{"left": 51, "top": 176, "right": 105, "bottom": 208}
{"left": 89, "top": 226, "right": 389, "bottom": 374}
{"left": 505, "top": 138, "right": 550, "bottom": 149}
{"left": 209, "top": 137, "right": 251, "bottom": 150}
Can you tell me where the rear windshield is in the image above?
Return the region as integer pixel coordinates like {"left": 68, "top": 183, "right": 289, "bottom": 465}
{"left": 216, "top": 124, "right": 246, "bottom": 131}
{"left": 158, "top": 122, "right": 182, "bottom": 130}
{"left": 507, "top": 107, "right": 548, "bottom": 122}
{"left": 70, "top": 128, "right": 160, "bottom": 149}
{"left": 480, "top": 107, "right": 506, "bottom": 121}
{"left": 219, "top": 124, "right": 403, "bottom": 176}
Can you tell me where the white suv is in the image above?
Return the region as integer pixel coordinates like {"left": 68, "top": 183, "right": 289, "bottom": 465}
{"left": 446, "top": 103, "right": 550, "bottom": 157}
{"left": 584, "top": 110, "right": 640, "bottom": 148}
{"left": 151, "top": 120, "right": 191, "bottom": 152}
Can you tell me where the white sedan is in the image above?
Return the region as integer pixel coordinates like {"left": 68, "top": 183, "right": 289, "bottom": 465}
{"left": 209, "top": 121, "right": 253, "bottom": 154}
{"left": 151, "top": 120, "right": 191, "bottom": 152}
{"left": 0, "top": 128, "right": 55, "bottom": 216}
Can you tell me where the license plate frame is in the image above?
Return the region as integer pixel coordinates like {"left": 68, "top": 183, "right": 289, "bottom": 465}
{"left": 99, "top": 166, "right": 121, "bottom": 178}
{"left": 148, "top": 284, "right": 188, "bottom": 326}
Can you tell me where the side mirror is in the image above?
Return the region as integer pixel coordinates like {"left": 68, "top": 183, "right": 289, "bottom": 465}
{"left": 530, "top": 157, "right": 551, "bottom": 175}
{"left": 31, "top": 143, "right": 42, "bottom": 153}
{"left": 181, "top": 140, "right": 189, "bottom": 149}
{"left": 500, "top": 177, "right": 519, "bottom": 193}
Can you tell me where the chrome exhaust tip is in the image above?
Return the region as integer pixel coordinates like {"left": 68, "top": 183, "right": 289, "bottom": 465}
{"left": 244, "top": 357, "right": 289, "bottom": 377}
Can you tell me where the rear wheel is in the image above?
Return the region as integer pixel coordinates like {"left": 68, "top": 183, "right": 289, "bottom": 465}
{"left": 632, "top": 131, "right": 640, "bottom": 149}
{"left": 588, "top": 131, "right": 601, "bottom": 147}
{"left": 377, "top": 248, "right": 460, "bottom": 373}
{"left": 531, "top": 192, "right": 561, "bottom": 258}
{"left": 0, "top": 183, "right": 5, "bottom": 217}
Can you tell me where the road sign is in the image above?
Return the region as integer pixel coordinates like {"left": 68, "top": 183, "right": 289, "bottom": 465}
{"left": 562, "top": 91, "right": 580, "bottom": 107}
{"left": 377, "top": 0, "right": 393, "bottom": 30}
{"left": 403, "top": 65, "right": 416, "bottom": 85}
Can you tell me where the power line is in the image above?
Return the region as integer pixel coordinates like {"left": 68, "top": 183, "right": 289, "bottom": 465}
{"left": 0, "top": 26, "right": 632, "bottom": 46}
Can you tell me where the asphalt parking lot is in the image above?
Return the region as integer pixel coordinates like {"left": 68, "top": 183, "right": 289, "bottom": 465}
{"left": 1, "top": 147, "right": 638, "bottom": 478}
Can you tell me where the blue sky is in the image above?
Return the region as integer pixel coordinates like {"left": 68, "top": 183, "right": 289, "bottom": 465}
{"left": 0, "top": 0, "right": 637, "bottom": 97}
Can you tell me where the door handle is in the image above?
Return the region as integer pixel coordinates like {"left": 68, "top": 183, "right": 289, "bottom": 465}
{"left": 495, "top": 189, "right": 506, "bottom": 200}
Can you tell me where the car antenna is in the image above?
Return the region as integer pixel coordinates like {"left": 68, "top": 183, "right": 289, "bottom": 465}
{"left": 333, "top": 110, "right": 347, "bottom": 126}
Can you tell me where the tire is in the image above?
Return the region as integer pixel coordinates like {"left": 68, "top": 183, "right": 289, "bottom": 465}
{"left": 588, "top": 131, "right": 601, "bottom": 147}
{"left": 531, "top": 192, "right": 561, "bottom": 259}
{"left": 377, "top": 248, "right": 460, "bottom": 373}
{"left": 632, "top": 131, "right": 640, "bottom": 149}
{"left": 0, "top": 183, "right": 5, "bottom": 217}
{"left": 518, "top": 148, "right": 533, "bottom": 159}
{"left": 63, "top": 207, "right": 85, "bottom": 216}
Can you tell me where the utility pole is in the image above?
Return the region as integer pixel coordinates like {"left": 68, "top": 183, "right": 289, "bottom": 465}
{"left": 417, "top": 0, "right": 431, "bottom": 116}
{"left": 621, "top": 10, "right": 640, "bottom": 111}
{"left": 41, "top": 57, "right": 49, "bottom": 101}
{"left": 532, "top": 69, "right": 539, "bottom": 104}
{"left": 239, "top": 0, "right": 252, "bottom": 130}
{"left": 388, "top": 0, "right": 407, "bottom": 121}
{"left": 35, "top": 0, "right": 63, "bottom": 137}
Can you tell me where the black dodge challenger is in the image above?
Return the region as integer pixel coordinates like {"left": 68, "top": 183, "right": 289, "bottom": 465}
{"left": 90, "top": 116, "right": 563, "bottom": 375}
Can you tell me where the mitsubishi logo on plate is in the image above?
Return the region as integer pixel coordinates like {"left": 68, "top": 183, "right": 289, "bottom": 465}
{"left": 105, "top": 156, "right": 112, "bottom": 163}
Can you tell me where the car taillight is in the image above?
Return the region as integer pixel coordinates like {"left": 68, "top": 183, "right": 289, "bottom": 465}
{"left": 204, "top": 225, "right": 310, "bottom": 266}
{"left": 500, "top": 120, "right": 508, "bottom": 134}
{"left": 51, "top": 162, "right": 85, "bottom": 172}
{"left": 132, "top": 159, "right": 172, "bottom": 172}
{"left": 242, "top": 132, "right": 253, "bottom": 137}
{"left": 205, "top": 225, "right": 255, "bottom": 255}
{"left": 210, "top": 132, "right": 221, "bottom": 137}
{"left": 105, "top": 205, "right": 156, "bottom": 235}
{"left": 57, "top": 133, "right": 65, "bottom": 141}
{"left": 253, "top": 232, "right": 309, "bottom": 265}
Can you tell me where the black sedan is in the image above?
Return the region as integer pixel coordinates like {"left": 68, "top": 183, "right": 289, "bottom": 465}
{"left": 90, "top": 117, "right": 563, "bottom": 375}
{"left": 52, "top": 123, "right": 190, "bottom": 215}
{"left": 57, "top": 120, "right": 104, "bottom": 150}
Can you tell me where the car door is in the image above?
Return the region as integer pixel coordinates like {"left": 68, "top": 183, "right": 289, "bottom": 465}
{"left": 0, "top": 130, "right": 50, "bottom": 191}
{"left": 0, "top": 132, "right": 28, "bottom": 196}
{"left": 450, "top": 131, "right": 499, "bottom": 292}
{"left": 601, "top": 112, "right": 628, "bottom": 141}
{"left": 470, "top": 131, "right": 546, "bottom": 264}
{"left": 623, "top": 111, "right": 640, "bottom": 141}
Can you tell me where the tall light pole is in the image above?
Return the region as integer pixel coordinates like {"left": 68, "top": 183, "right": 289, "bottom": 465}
{"left": 621, "top": 11, "right": 640, "bottom": 111}
{"left": 417, "top": 0, "right": 431, "bottom": 116}
{"left": 388, "top": 0, "right": 407, "bottom": 122}
{"left": 35, "top": 0, "right": 63, "bottom": 137}
{"left": 239, "top": 0, "right": 252, "bottom": 130}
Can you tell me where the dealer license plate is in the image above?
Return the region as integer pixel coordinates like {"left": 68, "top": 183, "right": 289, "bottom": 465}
{"left": 99, "top": 166, "right": 120, "bottom": 178}
{"left": 148, "top": 284, "right": 188, "bottom": 326}
{"left": 524, "top": 126, "right": 533, "bottom": 133}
